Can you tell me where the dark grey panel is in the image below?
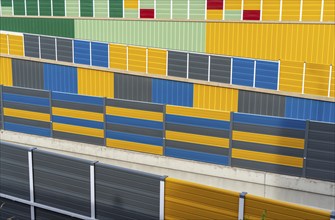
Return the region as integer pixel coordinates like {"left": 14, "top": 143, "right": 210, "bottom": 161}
{"left": 24, "top": 34, "right": 40, "bottom": 58}
{"left": 35, "top": 208, "right": 80, "bottom": 220}
{"left": 40, "top": 36, "right": 56, "bottom": 60}
{"left": 57, "top": 38, "right": 73, "bottom": 63}
{"left": 12, "top": 59, "right": 44, "bottom": 89}
{"left": 306, "top": 149, "right": 335, "bottom": 161}
{"left": 52, "top": 100, "right": 103, "bottom": 113}
{"left": 309, "top": 121, "right": 335, "bottom": 133}
{"left": 238, "top": 90, "right": 286, "bottom": 117}
{"left": 107, "top": 98, "right": 163, "bottom": 112}
{"left": 53, "top": 131, "right": 104, "bottom": 146}
{"left": 305, "top": 168, "right": 335, "bottom": 182}
{"left": 0, "top": 197, "right": 31, "bottom": 220}
{"left": 107, "top": 123, "right": 163, "bottom": 138}
{"left": 168, "top": 51, "right": 187, "bottom": 78}
{"left": 4, "top": 101, "right": 50, "bottom": 113}
{"left": 166, "top": 140, "right": 229, "bottom": 155}
{"left": 210, "top": 55, "right": 231, "bottom": 84}
{"left": 33, "top": 150, "right": 92, "bottom": 217}
{"left": 4, "top": 116, "right": 50, "bottom": 128}
{"left": 3, "top": 86, "right": 49, "bottom": 98}
{"left": 114, "top": 73, "right": 152, "bottom": 102}
{"left": 0, "top": 86, "right": 3, "bottom": 130}
{"left": 306, "top": 159, "right": 335, "bottom": 172}
{"left": 166, "top": 123, "right": 229, "bottom": 138}
{"left": 188, "top": 53, "right": 208, "bottom": 81}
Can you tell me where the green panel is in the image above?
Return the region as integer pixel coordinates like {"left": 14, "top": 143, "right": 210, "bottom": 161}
{"left": 66, "top": 0, "right": 79, "bottom": 16}
{"left": 13, "top": 0, "right": 25, "bottom": 15}
{"left": 109, "top": 0, "right": 123, "bottom": 18}
{"left": 53, "top": 0, "right": 65, "bottom": 16}
{"left": 225, "top": 10, "right": 241, "bottom": 20}
{"left": 156, "top": 0, "right": 170, "bottom": 19}
{"left": 172, "top": 0, "right": 187, "bottom": 19}
{"left": 40, "top": 0, "right": 52, "bottom": 16}
{"left": 95, "top": 0, "right": 108, "bottom": 17}
{"left": 80, "top": 0, "right": 93, "bottom": 17}
{"left": 26, "top": 0, "right": 38, "bottom": 15}
{"left": 124, "top": 8, "right": 138, "bottom": 18}
{"left": 1, "top": 0, "right": 12, "bottom": 7}
{"left": 140, "top": 0, "right": 154, "bottom": 9}
{"left": 1, "top": 6, "right": 13, "bottom": 15}
{"left": 189, "top": 0, "right": 205, "bottom": 20}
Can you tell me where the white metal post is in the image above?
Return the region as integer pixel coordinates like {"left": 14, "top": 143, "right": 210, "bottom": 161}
{"left": 55, "top": 38, "right": 57, "bottom": 61}
{"left": 159, "top": 179, "right": 166, "bottom": 220}
{"left": 260, "top": 0, "right": 263, "bottom": 21}
{"left": 253, "top": 60, "right": 257, "bottom": 88}
{"left": 122, "top": 0, "right": 124, "bottom": 18}
{"left": 138, "top": 0, "right": 140, "bottom": 18}
{"left": 51, "top": 0, "right": 53, "bottom": 16}
{"left": 11, "top": 0, "right": 14, "bottom": 15}
{"left": 89, "top": 42, "right": 92, "bottom": 66}
{"left": 328, "top": 65, "right": 332, "bottom": 97}
{"left": 170, "top": 0, "right": 173, "bottom": 19}
{"left": 207, "top": 55, "right": 211, "bottom": 82}
{"left": 72, "top": 39, "right": 74, "bottom": 63}
{"left": 204, "top": 0, "right": 207, "bottom": 20}
{"left": 277, "top": 60, "right": 281, "bottom": 91}
{"left": 166, "top": 50, "right": 169, "bottom": 76}
{"left": 320, "top": 0, "right": 324, "bottom": 22}
{"left": 230, "top": 58, "right": 233, "bottom": 85}
{"left": 28, "top": 151, "right": 35, "bottom": 220}
{"left": 238, "top": 192, "right": 247, "bottom": 220}
{"left": 222, "top": 0, "right": 225, "bottom": 20}
{"left": 279, "top": 0, "right": 283, "bottom": 21}
{"left": 90, "top": 163, "right": 96, "bottom": 219}
{"left": 299, "top": 0, "right": 303, "bottom": 21}
{"left": 241, "top": 0, "right": 244, "bottom": 20}
{"left": 302, "top": 62, "right": 306, "bottom": 94}
{"left": 154, "top": 0, "right": 156, "bottom": 18}
{"left": 187, "top": 0, "right": 190, "bottom": 19}
{"left": 186, "top": 53, "right": 189, "bottom": 79}
{"left": 92, "top": 0, "right": 95, "bottom": 17}
{"left": 24, "top": 0, "right": 27, "bottom": 15}
{"left": 64, "top": 0, "right": 67, "bottom": 16}
{"left": 38, "top": 36, "right": 41, "bottom": 58}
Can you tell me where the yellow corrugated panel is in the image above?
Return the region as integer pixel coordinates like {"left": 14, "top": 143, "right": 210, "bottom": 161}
{"left": 8, "top": 35, "right": 24, "bottom": 56}
{"left": 128, "top": 46, "right": 146, "bottom": 73}
{"left": 282, "top": 0, "right": 301, "bottom": 21}
{"left": 106, "top": 106, "right": 163, "bottom": 122}
{"left": 244, "top": 0, "right": 260, "bottom": 10}
{"left": 302, "top": 0, "right": 322, "bottom": 21}
{"left": 4, "top": 108, "right": 50, "bottom": 122}
{"left": 166, "top": 105, "right": 230, "bottom": 121}
{"left": 225, "top": 0, "right": 242, "bottom": 10}
{"left": 0, "top": 34, "right": 8, "bottom": 54}
{"left": 330, "top": 67, "right": 335, "bottom": 97}
{"left": 304, "top": 63, "right": 330, "bottom": 97}
{"left": 77, "top": 68, "right": 114, "bottom": 98}
{"left": 124, "top": 0, "right": 138, "bottom": 9}
{"left": 207, "top": 10, "right": 223, "bottom": 20}
{"left": 262, "top": 0, "right": 280, "bottom": 21}
{"left": 232, "top": 149, "right": 303, "bottom": 168}
{"left": 279, "top": 60, "right": 304, "bottom": 93}
{"left": 193, "top": 84, "right": 238, "bottom": 112}
{"left": 52, "top": 107, "right": 104, "bottom": 122}
{"left": 244, "top": 194, "right": 331, "bottom": 220}
{"left": 0, "top": 57, "right": 13, "bottom": 86}
{"left": 106, "top": 139, "right": 163, "bottom": 155}
{"left": 109, "top": 44, "right": 127, "bottom": 70}
{"left": 53, "top": 123, "right": 104, "bottom": 138}
{"left": 165, "top": 178, "right": 239, "bottom": 220}
{"left": 323, "top": 0, "right": 335, "bottom": 22}
{"left": 148, "top": 48, "right": 166, "bottom": 75}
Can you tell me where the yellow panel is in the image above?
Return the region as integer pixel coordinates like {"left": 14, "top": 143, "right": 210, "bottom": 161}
{"left": 0, "top": 57, "right": 13, "bottom": 86}
{"left": 193, "top": 84, "right": 238, "bottom": 112}
{"left": 8, "top": 35, "right": 24, "bottom": 56}
{"left": 302, "top": 0, "right": 322, "bottom": 21}
{"left": 244, "top": 0, "right": 261, "bottom": 10}
{"left": 330, "top": 67, "right": 335, "bottom": 97}
{"left": 109, "top": 44, "right": 127, "bottom": 70}
{"left": 106, "top": 106, "right": 163, "bottom": 122}
{"left": 207, "top": 10, "right": 223, "bottom": 20}
{"left": 262, "top": 0, "right": 280, "bottom": 21}
{"left": 166, "top": 105, "right": 230, "bottom": 121}
{"left": 323, "top": 0, "right": 335, "bottom": 22}
{"left": 52, "top": 107, "right": 104, "bottom": 122}
{"left": 233, "top": 131, "right": 304, "bottom": 149}
{"left": 124, "top": 0, "right": 138, "bottom": 9}
{"left": 282, "top": 0, "right": 301, "bottom": 21}
{"left": 77, "top": 68, "right": 114, "bottom": 98}
{"left": 106, "top": 139, "right": 163, "bottom": 155}
{"left": 225, "top": 0, "right": 242, "bottom": 10}
{"left": 148, "top": 48, "right": 166, "bottom": 75}
{"left": 166, "top": 131, "right": 230, "bottom": 148}
{"left": 232, "top": 149, "right": 303, "bottom": 168}
{"left": 304, "top": 63, "right": 330, "bottom": 97}
{"left": 4, "top": 108, "right": 50, "bottom": 122}
{"left": 128, "top": 46, "right": 146, "bottom": 73}
{"left": 0, "top": 34, "right": 8, "bottom": 54}
{"left": 279, "top": 60, "right": 304, "bottom": 93}
{"left": 53, "top": 123, "right": 104, "bottom": 138}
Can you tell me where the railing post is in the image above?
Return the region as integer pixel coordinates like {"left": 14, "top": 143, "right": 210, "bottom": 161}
{"left": 238, "top": 192, "right": 248, "bottom": 220}
{"left": 159, "top": 176, "right": 168, "bottom": 220}
{"left": 28, "top": 149, "right": 36, "bottom": 220}
{"left": 228, "top": 111, "right": 234, "bottom": 166}
{"left": 303, "top": 120, "right": 310, "bottom": 178}
{"left": 90, "top": 162, "right": 98, "bottom": 219}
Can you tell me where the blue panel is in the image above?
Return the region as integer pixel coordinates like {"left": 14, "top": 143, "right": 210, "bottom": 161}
{"left": 255, "top": 61, "right": 278, "bottom": 90}
{"left": 233, "top": 112, "right": 306, "bottom": 130}
{"left": 4, "top": 122, "right": 51, "bottom": 137}
{"left": 106, "top": 130, "right": 163, "bottom": 146}
{"left": 285, "top": 97, "right": 335, "bottom": 123}
{"left": 152, "top": 79, "right": 193, "bottom": 107}
{"left": 165, "top": 147, "right": 229, "bottom": 165}
{"left": 91, "top": 42, "right": 108, "bottom": 68}
{"left": 74, "top": 40, "right": 90, "bottom": 65}
{"left": 3, "top": 93, "right": 50, "bottom": 107}
{"left": 106, "top": 115, "right": 163, "bottom": 130}
{"left": 52, "top": 92, "right": 104, "bottom": 106}
{"left": 232, "top": 58, "right": 254, "bottom": 87}
{"left": 166, "top": 115, "right": 230, "bottom": 130}
{"left": 44, "top": 64, "right": 78, "bottom": 93}
{"left": 52, "top": 116, "right": 104, "bottom": 129}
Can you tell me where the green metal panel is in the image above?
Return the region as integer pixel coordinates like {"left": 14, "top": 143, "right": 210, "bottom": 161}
{"left": 225, "top": 10, "right": 241, "bottom": 20}
{"left": 156, "top": 0, "right": 170, "bottom": 19}
{"left": 13, "top": 0, "right": 25, "bottom": 15}
{"left": 40, "top": 0, "right": 52, "bottom": 16}
{"left": 109, "top": 0, "right": 123, "bottom": 18}
{"left": 1, "top": 0, "right": 12, "bottom": 6}
{"left": 189, "top": 0, "right": 205, "bottom": 20}
{"left": 124, "top": 8, "right": 138, "bottom": 18}
{"left": 1, "top": 6, "right": 13, "bottom": 15}
{"left": 140, "top": 0, "right": 154, "bottom": 8}
{"left": 66, "top": 0, "right": 79, "bottom": 16}
{"left": 80, "top": 0, "right": 93, "bottom": 17}
{"left": 172, "top": 0, "right": 187, "bottom": 19}
{"left": 95, "top": 0, "right": 108, "bottom": 17}
{"left": 26, "top": 0, "right": 38, "bottom": 15}
{"left": 53, "top": 0, "right": 65, "bottom": 16}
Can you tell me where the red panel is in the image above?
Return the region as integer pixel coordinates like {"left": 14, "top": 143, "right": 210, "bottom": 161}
{"left": 207, "top": 0, "right": 224, "bottom": 10}
{"left": 140, "top": 9, "right": 155, "bottom": 18}
{"left": 243, "top": 10, "right": 261, "bottom": 20}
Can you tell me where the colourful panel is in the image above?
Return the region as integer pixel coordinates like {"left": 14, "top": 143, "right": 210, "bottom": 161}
{"left": 128, "top": 46, "right": 146, "bottom": 73}
{"left": 323, "top": 0, "right": 335, "bottom": 22}
{"left": 4, "top": 108, "right": 50, "bottom": 122}
{"left": 262, "top": 0, "right": 280, "bottom": 21}
{"left": 0, "top": 57, "right": 12, "bottom": 86}
{"left": 156, "top": 0, "right": 170, "bottom": 19}
{"left": 330, "top": 67, "right": 335, "bottom": 97}
{"left": 1, "top": 0, "right": 13, "bottom": 15}
{"left": 53, "top": 0, "right": 65, "bottom": 16}
{"left": 94, "top": 0, "right": 108, "bottom": 17}
{"left": 255, "top": 61, "right": 278, "bottom": 90}
{"left": 107, "top": 139, "right": 163, "bottom": 154}
{"left": 8, "top": 34, "right": 24, "bottom": 56}
{"left": 207, "top": 9, "right": 223, "bottom": 20}
{"left": 243, "top": 0, "right": 260, "bottom": 20}
{"left": 207, "top": 0, "right": 223, "bottom": 9}
{"left": 66, "top": 0, "right": 80, "bottom": 16}
{"left": 124, "top": 0, "right": 138, "bottom": 9}
{"left": 232, "top": 58, "right": 254, "bottom": 87}
{"left": 109, "top": 0, "right": 123, "bottom": 18}
{"left": 140, "top": 9, "right": 155, "bottom": 18}
{"left": 189, "top": 0, "right": 206, "bottom": 20}
{"left": 80, "top": 0, "right": 93, "bottom": 17}
{"left": 43, "top": 64, "right": 78, "bottom": 93}
{"left": 148, "top": 48, "right": 166, "bottom": 75}
{"left": 243, "top": 10, "right": 260, "bottom": 20}
{"left": 166, "top": 105, "right": 230, "bottom": 121}
{"left": 279, "top": 61, "right": 304, "bottom": 94}
{"left": 124, "top": 8, "right": 138, "bottom": 18}
{"left": 26, "top": 0, "right": 38, "bottom": 15}
{"left": 282, "top": 0, "right": 301, "bottom": 21}
{"left": 91, "top": 42, "right": 109, "bottom": 68}
{"left": 0, "top": 34, "right": 8, "bottom": 54}
{"left": 13, "top": 0, "right": 25, "bottom": 15}
{"left": 39, "top": 0, "right": 52, "bottom": 16}
{"left": 225, "top": 0, "right": 242, "bottom": 20}
{"left": 172, "top": 0, "right": 188, "bottom": 19}
{"left": 302, "top": 0, "right": 322, "bottom": 21}
{"left": 304, "top": 63, "right": 330, "bottom": 97}
{"left": 74, "top": 40, "right": 90, "bottom": 65}
{"left": 109, "top": 44, "right": 127, "bottom": 70}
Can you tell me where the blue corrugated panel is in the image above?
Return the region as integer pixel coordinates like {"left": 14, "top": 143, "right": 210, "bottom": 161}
{"left": 255, "top": 61, "right": 278, "bottom": 90}
{"left": 152, "top": 79, "right": 193, "bottom": 107}
{"left": 232, "top": 58, "right": 254, "bottom": 87}
{"left": 4, "top": 122, "right": 51, "bottom": 137}
{"left": 3, "top": 93, "right": 50, "bottom": 107}
{"left": 91, "top": 42, "right": 108, "bottom": 68}
{"left": 74, "top": 40, "right": 91, "bottom": 65}
{"left": 44, "top": 64, "right": 78, "bottom": 93}
{"left": 285, "top": 97, "right": 335, "bottom": 123}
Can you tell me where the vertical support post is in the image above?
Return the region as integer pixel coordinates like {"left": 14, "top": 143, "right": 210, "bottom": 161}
{"left": 64, "top": 0, "right": 67, "bottom": 16}
{"left": 299, "top": 0, "right": 303, "bottom": 21}
{"left": 55, "top": 38, "right": 58, "bottom": 61}
{"left": 207, "top": 55, "right": 211, "bottom": 82}
{"left": 230, "top": 58, "right": 233, "bottom": 85}
{"left": 24, "top": 0, "right": 27, "bottom": 15}
{"left": 159, "top": 176, "right": 167, "bottom": 220}
{"left": 103, "top": 97, "right": 107, "bottom": 147}
{"left": 162, "top": 105, "right": 166, "bottom": 156}
{"left": 260, "top": 0, "right": 263, "bottom": 21}
{"left": 320, "top": 0, "right": 324, "bottom": 22}
{"left": 241, "top": 0, "right": 244, "bottom": 21}
{"left": 302, "top": 120, "right": 310, "bottom": 178}
{"left": 49, "top": 91, "right": 53, "bottom": 138}
{"left": 38, "top": 36, "right": 41, "bottom": 59}
{"left": 186, "top": 53, "right": 189, "bottom": 79}
{"left": 222, "top": 0, "right": 225, "bottom": 20}
{"left": 228, "top": 111, "right": 234, "bottom": 166}
{"left": 78, "top": 0, "right": 81, "bottom": 17}
{"left": 238, "top": 192, "right": 247, "bottom": 220}
{"left": 166, "top": 50, "right": 169, "bottom": 76}
{"left": 328, "top": 65, "right": 332, "bottom": 97}
{"left": 72, "top": 39, "right": 74, "bottom": 64}
{"left": 170, "top": 0, "right": 173, "bottom": 19}
{"left": 122, "top": 0, "right": 125, "bottom": 18}
{"left": 0, "top": 85, "right": 4, "bottom": 130}
{"left": 126, "top": 45, "right": 129, "bottom": 71}
{"left": 187, "top": 0, "right": 190, "bottom": 19}
{"left": 146, "top": 48, "right": 148, "bottom": 74}
{"left": 302, "top": 62, "right": 306, "bottom": 94}
{"left": 330, "top": 211, "right": 335, "bottom": 220}
{"left": 204, "top": 0, "right": 207, "bottom": 20}
{"left": 92, "top": 0, "right": 95, "bottom": 17}
{"left": 154, "top": 0, "right": 156, "bottom": 18}
{"left": 89, "top": 42, "right": 92, "bottom": 66}
{"left": 11, "top": 0, "right": 14, "bottom": 15}
{"left": 279, "top": 0, "right": 283, "bottom": 21}
{"left": 253, "top": 60, "right": 257, "bottom": 88}
{"left": 138, "top": 0, "right": 140, "bottom": 18}
{"left": 28, "top": 150, "right": 35, "bottom": 220}
{"left": 90, "top": 162, "right": 96, "bottom": 219}
{"left": 277, "top": 60, "right": 281, "bottom": 91}
{"left": 51, "top": 0, "right": 53, "bottom": 16}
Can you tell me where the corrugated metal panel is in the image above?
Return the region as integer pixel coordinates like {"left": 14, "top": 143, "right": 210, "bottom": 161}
{"left": 57, "top": 38, "right": 73, "bottom": 63}
{"left": 207, "top": 9, "right": 223, "bottom": 20}
{"left": 255, "top": 61, "right": 278, "bottom": 90}
{"left": 148, "top": 48, "right": 166, "bottom": 75}
{"left": 302, "top": 0, "right": 322, "bottom": 21}
{"left": 189, "top": 0, "right": 206, "bottom": 20}
{"left": 209, "top": 55, "right": 231, "bottom": 84}
{"left": 152, "top": 78, "right": 193, "bottom": 107}
{"left": 0, "top": 86, "right": 2, "bottom": 129}
{"left": 172, "top": 0, "right": 188, "bottom": 19}
{"left": 26, "top": 0, "right": 38, "bottom": 15}
{"left": 78, "top": 68, "right": 114, "bottom": 98}
{"left": 262, "top": 0, "right": 280, "bottom": 21}
{"left": 238, "top": 90, "right": 286, "bottom": 117}
{"left": 304, "top": 63, "right": 330, "bottom": 97}
{"left": 53, "top": 0, "right": 65, "bottom": 16}
{"left": 109, "top": 0, "right": 123, "bottom": 18}
{"left": 243, "top": 0, "right": 261, "bottom": 20}
{"left": 323, "top": 0, "right": 335, "bottom": 22}
{"left": 188, "top": 53, "right": 209, "bottom": 81}
{"left": 35, "top": 208, "right": 78, "bottom": 220}
{"left": 330, "top": 67, "right": 335, "bottom": 98}
{"left": 13, "top": 0, "right": 25, "bottom": 15}
{"left": 282, "top": 0, "right": 301, "bottom": 21}
{"left": 40, "top": 36, "right": 56, "bottom": 60}
{"left": 193, "top": 84, "right": 238, "bottom": 112}
{"left": 168, "top": 51, "right": 188, "bottom": 78}
{"left": 156, "top": 0, "right": 170, "bottom": 19}
{"left": 124, "top": 8, "right": 138, "bottom": 18}
{"left": 165, "top": 178, "right": 239, "bottom": 219}
{"left": 24, "top": 34, "right": 40, "bottom": 58}
{"left": 109, "top": 43, "right": 127, "bottom": 70}
{"left": 285, "top": 97, "right": 335, "bottom": 123}
{"left": 91, "top": 42, "right": 109, "bottom": 68}
{"left": 12, "top": 59, "right": 44, "bottom": 89}
{"left": 114, "top": 73, "right": 152, "bottom": 102}
{"left": 39, "top": 0, "right": 52, "bottom": 15}
{"left": 8, "top": 34, "right": 24, "bottom": 56}
{"left": 225, "top": 0, "right": 242, "bottom": 20}
{"left": 0, "top": 198, "right": 31, "bottom": 219}
{"left": 80, "top": 0, "right": 93, "bottom": 17}
{"left": 1, "top": 0, "right": 13, "bottom": 16}
{"left": 74, "top": 40, "right": 91, "bottom": 65}
{"left": 128, "top": 46, "right": 147, "bottom": 73}
{"left": 0, "top": 34, "right": 8, "bottom": 54}
{"left": 44, "top": 63, "right": 78, "bottom": 93}
{"left": 66, "top": 0, "right": 80, "bottom": 17}
{"left": 0, "top": 57, "right": 13, "bottom": 86}
{"left": 232, "top": 58, "right": 254, "bottom": 87}
{"left": 94, "top": 0, "right": 108, "bottom": 17}
{"left": 279, "top": 60, "right": 304, "bottom": 93}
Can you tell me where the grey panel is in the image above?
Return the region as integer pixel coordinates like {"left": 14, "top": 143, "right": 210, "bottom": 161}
{"left": 4, "top": 101, "right": 50, "bottom": 113}
{"left": 53, "top": 131, "right": 105, "bottom": 146}
{"left": 305, "top": 168, "right": 335, "bottom": 182}
{"left": 0, "top": 86, "right": 3, "bottom": 130}
{"left": 40, "top": 36, "right": 56, "bottom": 60}
{"left": 57, "top": 38, "right": 73, "bottom": 63}
{"left": 12, "top": 59, "right": 44, "bottom": 89}
{"left": 210, "top": 55, "right": 231, "bottom": 84}
{"left": 168, "top": 51, "right": 187, "bottom": 78}
{"left": 95, "top": 163, "right": 161, "bottom": 220}
{"left": 33, "top": 149, "right": 92, "bottom": 216}
{"left": 0, "top": 197, "right": 31, "bottom": 220}
{"left": 107, "top": 98, "right": 163, "bottom": 112}
{"left": 3, "top": 86, "right": 49, "bottom": 98}
{"left": 4, "top": 116, "right": 50, "bottom": 128}
{"left": 166, "top": 123, "right": 229, "bottom": 138}
{"left": 114, "top": 73, "right": 152, "bottom": 102}
{"left": 52, "top": 100, "right": 103, "bottom": 113}
{"left": 238, "top": 90, "right": 286, "bottom": 117}
{"left": 35, "top": 208, "right": 79, "bottom": 220}
{"left": 188, "top": 53, "right": 208, "bottom": 81}
{"left": 0, "top": 142, "right": 31, "bottom": 200}
{"left": 107, "top": 123, "right": 163, "bottom": 138}
{"left": 166, "top": 140, "right": 229, "bottom": 155}
{"left": 24, "top": 34, "right": 40, "bottom": 58}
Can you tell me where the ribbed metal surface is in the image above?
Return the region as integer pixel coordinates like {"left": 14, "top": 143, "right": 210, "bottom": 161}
{"left": 12, "top": 59, "right": 44, "bottom": 89}
{"left": 40, "top": 36, "right": 56, "bottom": 60}
{"left": 168, "top": 51, "right": 188, "bottom": 78}
{"left": 91, "top": 42, "right": 109, "bottom": 68}
{"left": 74, "top": 40, "right": 91, "bottom": 65}
{"left": 188, "top": 53, "right": 209, "bottom": 81}
{"left": 232, "top": 58, "right": 254, "bottom": 87}
{"left": 255, "top": 61, "right": 278, "bottom": 90}
{"left": 0, "top": 86, "right": 2, "bottom": 130}
{"left": 24, "top": 34, "right": 40, "bottom": 58}
{"left": 35, "top": 208, "right": 79, "bottom": 220}
{"left": 209, "top": 55, "right": 231, "bottom": 84}
{"left": 44, "top": 63, "right": 78, "bottom": 93}
{"left": 56, "top": 38, "right": 73, "bottom": 63}
{"left": 0, "top": 197, "right": 31, "bottom": 220}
